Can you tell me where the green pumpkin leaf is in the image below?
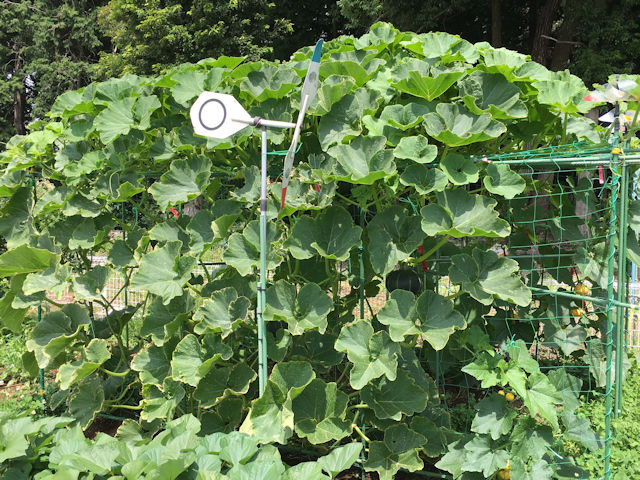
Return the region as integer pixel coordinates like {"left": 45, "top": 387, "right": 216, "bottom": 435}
{"left": 141, "top": 378, "right": 185, "bottom": 422}
{"left": 410, "top": 416, "right": 449, "bottom": 457}
{"left": 399, "top": 164, "right": 448, "bottom": 195}
{"left": 264, "top": 281, "right": 332, "bottom": 335}
{"left": 533, "top": 71, "right": 591, "bottom": 114}
{"left": 366, "top": 206, "right": 424, "bottom": 275}
{"left": 365, "top": 440, "right": 423, "bottom": 480}
{"left": 240, "top": 64, "right": 301, "bottom": 102}
{"left": 481, "top": 47, "right": 528, "bottom": 80}
{"left": 193, "top": 287, "right": 250, "bottom": 338}
{"left": 149, "top": 156, "right": 212, "bottom": 210}
{"left": 334, "top": 320, "right": 399, "bottom": 389}
{"left": 0, "top": 275, "right": 28, "bottom": 332}
{"left": 223, "top": 220, "right": 283, "bottom": 276}
{"left": 377, "top": 290, "right": 466, "bottom": 349}
{"left": 292, "top": 379, "right": 351, "bottom": 444}
{"left": 56, "top": 339, "right": 111, "bottom": 390}
{"left": 483, "top": 163, "right": 526, "bottom": 199}
{"left": 240, "top": 362, "right": 315, "bottom": 444}
{"left": 543, "top": 320, "right": 587, "bottom": 356}
{"left": 172, "top": 334, "right": 216, "bottom": 390}
{"left": 524, "top": 372, "right": 562, "bottom": 430}
{"left": 393, "top": 136, "right": 437, "bottom": 164}
{"left": 361, "top": 370, "right": 428, "bottom": 420}
{"left": 420, "top": 189, "right": 511, "bottom": 238}
{"left": 71, "top": 265, "right": 110, "bottom": 301}
{"left": 26, "top": 305, "right": 90, "bottom": 369}
{"left": 130, "top": 241, "right": 197, "bottom": 305}
{"left": 462, "top": 436, "right": 510, "bottom": 477}
{"left": 312, "top": 75, "right": 357, "bottom": 116}
{"left": 380, "top": 102, "right": 435, "bottom": 130}
{"left": 68, "top": 377, "right": 105, "bottom": 429}
{"left": 424, "top": 103, "right": 506, "bottom": 147}
{"left": 392, "top": 62, "right": 465, "bottom": 101}
{"left": 509, "top": 417, "right": 554, "bottom": 461}
{"left": 510, "top": 458, "right": 554, "bottom": 480}
{"left": 402, "top": 31, "right": 477, "bottom": 63}
{"left": 383, "top": 424, "right": 427, "bottom": 454}
{"left": 566, "top": 116, "right": 600, "bottom": 143}
{"left": 285, "top": 206, "right": 362, "bottom": 261}
{"left": 317, "top": 93, "right": 363, "bottom": 149}
{"left": 131, "top": 344, "right": 171, "bottom": 386}
{"left": 562, "top": 413, "right": 602, "bottom": 452}
{"left": 461, "top": 352, "right": 501, "bottom": 388}
{"left": 439, "top": 153, "right": 479, "bottom": 185}
{"left": 232, "top": 165, "right": 260, "bottom": 203}
{"left": 362, "top": 114, "right": 404, "bottom": 146}
{"left": 471, "top": 394, "right": 516, "bottom": 440}
{"left": 140, "top": 292, "right": 193, "bottom": 346}
{"left": 318, "top": 443, "right": 362, "bottom": 479}
{"left": 94, "top": 98, "right": 136, "bottom": 143}
{"left": 170, "top": 70, "right": 207, "bottom": 106}
{"left": 327, "top": 136, "right": 396, "bottom": 184}
{"left": 434, "top": 438, "right": 470, "bottom": 477}
{"left": 194, "top": 363, "right": 256, "bottom": 408}
{"left": 459, "top": 71, "right": 527, "bottom": 119}
{"left": 219, "top": 431, "right": 260, "bottom": 467}
{"left": 449, "top": 248, "right": 531, "bottom": 306}
{"left": 0, "top": 187, "right": 33, "bottom": 248}
{"left": 0, "top": 244, "right": 56, "bottom": 277}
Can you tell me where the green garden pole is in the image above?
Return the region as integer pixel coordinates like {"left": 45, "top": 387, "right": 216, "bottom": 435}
{"left": 257, "top": 125, "right": 269, "bottom": 395}
{"left": 603, "top": 117, "right": 621, "bottom": 480}
{"left": 615, "top": 160, "right": 629, "bottom": 417}
{"left": 38, "top": 304, "right": 45, "bottom": 392}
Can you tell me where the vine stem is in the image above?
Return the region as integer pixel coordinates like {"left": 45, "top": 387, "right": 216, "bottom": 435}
{"left": 410, "top": 236, "right": 451, "bottom": 264}
{"left": 105, "top": 404, "right": 142, "bottom": 410}
{"left": 352, "top": 424, "right": 370, "bottom": 443}
{"left": 100, "top": 367, "right": 130, "bottom": 377}
{"left": 335, "top": 191, "right": 361, "bottom": 207}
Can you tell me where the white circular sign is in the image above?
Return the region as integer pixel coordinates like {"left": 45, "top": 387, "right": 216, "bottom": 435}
{"left": 190, "top": 92, "right": 252, "bottom": 139}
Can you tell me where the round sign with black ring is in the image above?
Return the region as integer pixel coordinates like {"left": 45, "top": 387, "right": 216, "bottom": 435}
{"left": 198, "top": 98, "right": 226, "bottom": 131}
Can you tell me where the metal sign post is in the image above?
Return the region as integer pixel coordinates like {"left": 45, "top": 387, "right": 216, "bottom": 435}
{"left": 190, "top": 40, "right": 322, "bottom": 396}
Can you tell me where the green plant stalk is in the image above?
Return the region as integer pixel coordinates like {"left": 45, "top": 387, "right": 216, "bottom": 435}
{"left": 411, "top": 236, "right": 451, "bottom": 264}
{"left": 615, "top": 162, "right": 629, "bottom": 417}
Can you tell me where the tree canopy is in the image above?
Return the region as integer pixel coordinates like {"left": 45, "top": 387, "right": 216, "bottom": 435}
{"left": 2, "top": 0, "right": 640, "bottom": 145}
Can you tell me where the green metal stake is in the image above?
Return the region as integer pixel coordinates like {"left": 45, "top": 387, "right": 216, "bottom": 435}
{"left": 603, "top": 120, "right": 621, "bottom": 480}
{"left": 615, "top": 160, "right": 629, "bottom": 417}
{"left": 37, "top": 304, "right": 45, "bottom": 392}
{"left": 359, "top": 209, "right": 365, "bottom": 321}
{"left": 257, "top": 125, "right": 269, "bottom": 396}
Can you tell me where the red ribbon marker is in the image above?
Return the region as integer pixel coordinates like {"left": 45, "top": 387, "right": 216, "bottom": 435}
{"left": 417, "top": 245, "right": 429, "bottom": 273}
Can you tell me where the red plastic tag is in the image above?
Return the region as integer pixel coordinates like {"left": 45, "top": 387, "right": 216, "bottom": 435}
{"left": 417, "top": 245, "right": 428, "bottom": 273}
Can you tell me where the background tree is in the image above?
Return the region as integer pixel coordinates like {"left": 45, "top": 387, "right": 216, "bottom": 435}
{"left": 95, "top": 0, "right": 295, "bottom": 77}
{"left": 0, "top": 0, "right": 106, "bottom": 144}
{"left": 2, "top": 0, "right": 640, "bottom": 145}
